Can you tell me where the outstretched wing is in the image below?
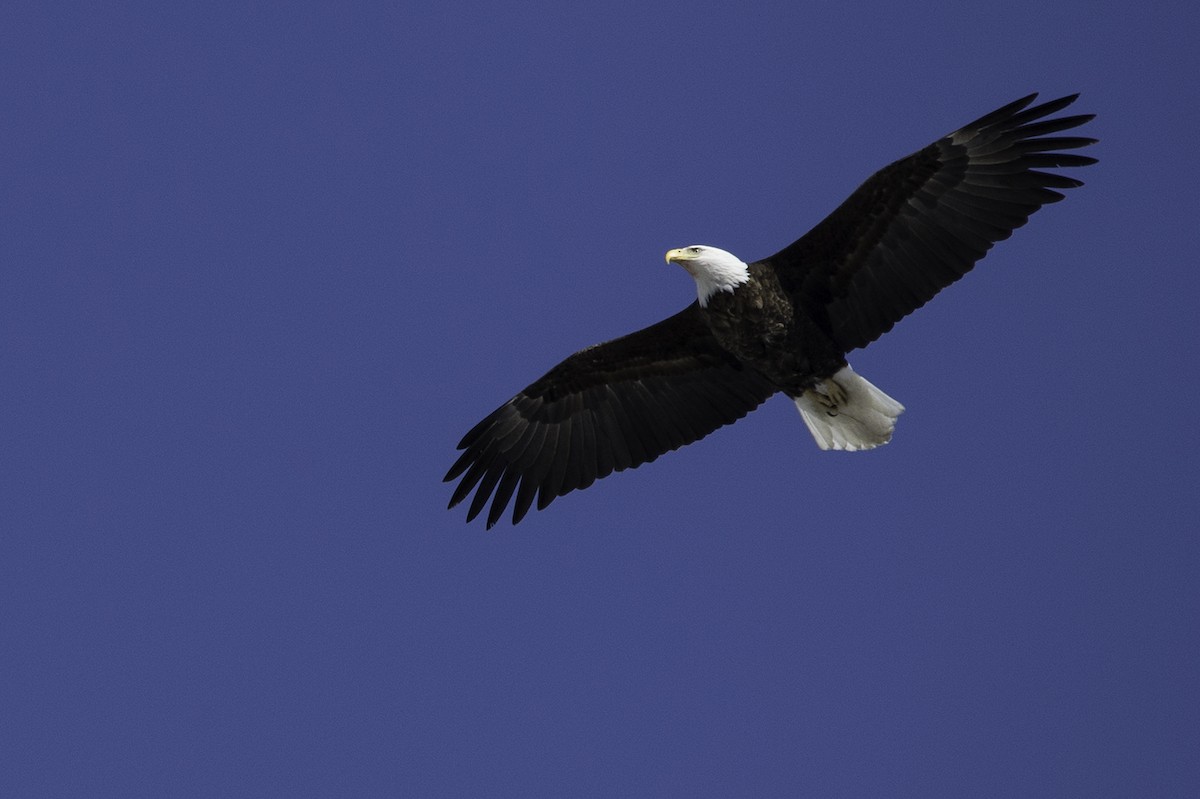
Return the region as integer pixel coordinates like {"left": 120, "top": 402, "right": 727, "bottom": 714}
{"left": 761, "top": 93, "right": 1097, "bottom": 353}
{"left": 445, "top": 303, "right": 777, "bottom": 528}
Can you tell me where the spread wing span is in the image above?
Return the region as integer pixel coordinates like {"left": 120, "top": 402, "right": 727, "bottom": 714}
{"left": 444, "top": 304, "right": 778, "bottom": 528}
{"left": 762, "top": 93, "right": 1097, "bottom": 352}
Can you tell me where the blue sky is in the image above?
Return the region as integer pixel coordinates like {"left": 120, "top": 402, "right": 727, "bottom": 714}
{"left": 3, "top": 1, "right": 1198, "bottom": 796}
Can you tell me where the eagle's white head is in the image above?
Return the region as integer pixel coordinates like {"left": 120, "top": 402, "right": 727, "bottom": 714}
{"left": 665, "top": 245, "right": 751, "bottom": 307}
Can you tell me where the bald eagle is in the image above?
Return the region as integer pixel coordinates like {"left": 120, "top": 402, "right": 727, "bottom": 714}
{"left": 446, "top": 93, "right": 1096, "bottom": 528}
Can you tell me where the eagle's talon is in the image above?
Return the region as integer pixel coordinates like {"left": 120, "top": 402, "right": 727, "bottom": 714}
{"left": 825, "top": 378, "right": 848, "bottom": 408}
{"left": 808, "top": 378, "right": 848, "bottom": 412}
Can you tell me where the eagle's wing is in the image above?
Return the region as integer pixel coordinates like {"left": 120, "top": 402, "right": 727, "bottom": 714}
{"left": 761, "top": 93, "right": 1097, "bottom": 353}
{"left": 445, "top": 303, "right": 777, "bottom": 528}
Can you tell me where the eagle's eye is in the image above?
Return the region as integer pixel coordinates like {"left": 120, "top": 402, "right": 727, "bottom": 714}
{"left": 690, "top": 246, "right": 702, "bottom": 253}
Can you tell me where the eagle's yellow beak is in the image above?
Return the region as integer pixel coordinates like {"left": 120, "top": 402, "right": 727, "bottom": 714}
{"left": 665, "top": 248, "right": 685, "bottom": 264}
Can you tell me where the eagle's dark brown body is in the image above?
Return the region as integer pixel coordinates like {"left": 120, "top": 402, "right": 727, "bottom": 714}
{"left": 703, "top": 263, "right": 844, "bottom": 398}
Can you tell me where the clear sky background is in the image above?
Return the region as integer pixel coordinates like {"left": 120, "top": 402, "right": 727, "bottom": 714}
{"left": 3, "top": 1, "right": 1198, "bottom": 796}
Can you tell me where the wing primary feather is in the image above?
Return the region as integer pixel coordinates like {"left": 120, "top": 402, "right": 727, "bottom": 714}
{"left": 506, "top": 423, "right": 551, "bottom": 524}
{"left": 1003, "top": 92, "right": 1079, "bottom": 124}
{"left": 958, "top": 93, "right": 1039, "bottom": 131}
{"left": 448, "top": 454, "right": 492, "bottom": 509}
{"left": 1011, "top": 113, "right": 1096, "bottom": 140}
{"left": 511, "top": 473, "right": 541, "bottom": 526}
{"left": 487, "top": 470, "right": 522, "bottom": 530}
{"left": 466, "top": 464, "right": 505, "bottom": 524}
{"left": 444, "top": 445, "right": 479, "bottom": 485}
{"left": 1014, "top": 136, "right": 1099, "bottom": 153}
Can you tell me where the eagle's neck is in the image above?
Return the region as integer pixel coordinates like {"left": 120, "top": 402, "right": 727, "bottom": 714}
{"left": 691, "top": 250, "right": 751, "bottom": 307}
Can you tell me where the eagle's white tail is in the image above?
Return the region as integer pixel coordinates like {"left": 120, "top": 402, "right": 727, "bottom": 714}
{"left": 794, "top": 365, "right": 905, "bottom": 452}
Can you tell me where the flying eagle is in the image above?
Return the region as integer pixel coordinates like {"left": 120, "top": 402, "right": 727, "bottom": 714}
{"left": 446, "top": 93, "right": 1096, "bottom": 528}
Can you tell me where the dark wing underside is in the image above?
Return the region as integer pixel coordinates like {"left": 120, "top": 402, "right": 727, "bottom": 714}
{"left": 761, "top": 93, "right": 1097, "bottom": 353}
{"left": 444, "top": 303, "right": 777, "bottom": 528}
